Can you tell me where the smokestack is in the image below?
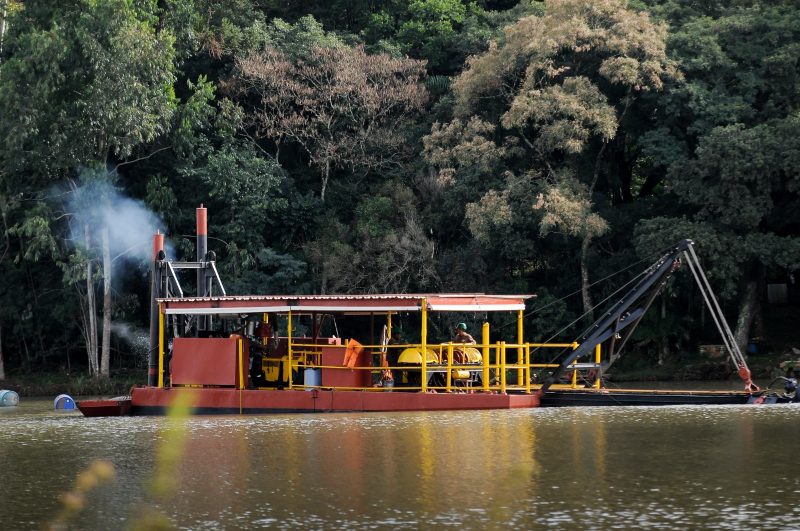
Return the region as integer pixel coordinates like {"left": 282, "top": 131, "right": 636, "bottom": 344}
{"left": 196, "top": 205, "right": 208, "bottom": 333}
{"left": 196, "top": 204, "right": 207, "bottom": 298}
{"left": 148, "top": 231, "right": 165, "bottom": 387}
{"left": 152, "top": 232, "right": 165, "bottom": 261}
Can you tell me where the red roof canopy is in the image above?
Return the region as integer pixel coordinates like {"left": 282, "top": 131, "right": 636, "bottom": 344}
{"left": 158, "top": 293, "right": 534, "bottom": 315}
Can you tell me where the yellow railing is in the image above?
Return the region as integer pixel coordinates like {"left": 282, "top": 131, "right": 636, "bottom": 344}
{"left": 277, "top": 340, "right": 603, "bottom": 394}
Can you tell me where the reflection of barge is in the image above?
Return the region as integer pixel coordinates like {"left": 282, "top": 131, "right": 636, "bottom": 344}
{"left": 78, "top": 207, "right": 790, "bottom": 417}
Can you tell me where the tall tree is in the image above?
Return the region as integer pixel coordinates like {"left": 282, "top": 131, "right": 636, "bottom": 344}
{"left": 227, "top": 39, "right": 428, "bottom": 201}
{"left": 101, "top": 226, "right": 111, "bottom": 376}
{"left": 635, "top": 1, "right": 800, "bottom": 354}
{"left": 424, "top": 0, "right": 678, "bottom": 315}
{"left": 0, "top": 0, "right": 177, "bottom": 376}
{"left": 0, "top": 0, "right": 177, "bottom": 174}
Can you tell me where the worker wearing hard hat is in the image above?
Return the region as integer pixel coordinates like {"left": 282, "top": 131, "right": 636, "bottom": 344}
{"left": 453, "top": 322, "right": 476, "bottom": 345}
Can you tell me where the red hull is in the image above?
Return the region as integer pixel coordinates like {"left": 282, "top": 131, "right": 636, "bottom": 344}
{"left": 77, "top": 397, "right": 132, "bottom": 417}
{"left": 128, "top": 387, "right": 539, "bottom": 415}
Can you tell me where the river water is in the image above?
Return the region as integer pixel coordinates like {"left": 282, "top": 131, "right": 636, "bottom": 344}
{"left": 1, "top": 397, "right": 799, "bottom": 530}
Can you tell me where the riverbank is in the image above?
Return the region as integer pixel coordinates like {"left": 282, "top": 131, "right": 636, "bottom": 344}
{"left": 0, "top": 370, "right": 140, "bottom": 397}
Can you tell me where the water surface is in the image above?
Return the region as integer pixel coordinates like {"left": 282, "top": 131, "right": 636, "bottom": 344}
{"left": 1, "top": 397, "right": 799, "bottom": 529}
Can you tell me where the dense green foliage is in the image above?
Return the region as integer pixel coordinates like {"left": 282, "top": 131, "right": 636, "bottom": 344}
{"left": 0, "top": 0, "right": 797, "bottom": 377}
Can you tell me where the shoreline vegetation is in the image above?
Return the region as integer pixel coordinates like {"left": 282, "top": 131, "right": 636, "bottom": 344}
{"left": 1, "top": 371, "right": 141, "bottom": 398}
{"left": 0, "top": 1, "right": 797, "bottom": 383}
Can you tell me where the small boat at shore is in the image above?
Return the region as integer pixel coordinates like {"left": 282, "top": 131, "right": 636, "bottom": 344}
{"left": 78, "top": 206, "right": 794, "bottom": 417}
{"left": 77, "top": 396, "right": 132, "bottom": 417}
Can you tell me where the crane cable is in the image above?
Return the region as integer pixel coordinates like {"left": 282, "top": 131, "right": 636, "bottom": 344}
{"left": 682, "top": 245, "right": 758, "bottom": 392}
{"left": 533, "top": 264, "right": 653, "bottom": 365}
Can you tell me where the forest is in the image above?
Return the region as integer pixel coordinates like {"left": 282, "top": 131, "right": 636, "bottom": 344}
{"left": 0, "top": 0, "right": 798, "bottom": 382}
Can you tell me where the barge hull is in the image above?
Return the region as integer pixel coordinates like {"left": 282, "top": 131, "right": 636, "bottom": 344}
{"left": 130, "top": 387, "right": 540, "bottom": 415}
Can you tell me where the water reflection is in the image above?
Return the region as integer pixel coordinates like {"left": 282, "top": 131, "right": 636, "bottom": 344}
{"left": 1, "top": 401, "right": 800, "bottom": 529}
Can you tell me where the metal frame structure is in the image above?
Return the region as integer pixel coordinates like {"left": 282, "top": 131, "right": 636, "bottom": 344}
{"left": 131, "top": 205, "right": 760, "bottom": 415}
{"left": 154, "top": 292, "right": 536, "bottom": 393}
{"left": 537, "top": 239, "right": 757, "bottom": 396}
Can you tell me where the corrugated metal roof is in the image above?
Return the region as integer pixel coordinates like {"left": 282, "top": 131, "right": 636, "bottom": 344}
{"left": 157, "top": 293, "right": 535, "bottom": 314}
{"left": 157, "top": 293, "right": 535, "bottom": 303}
{"left": 159, "top": 293, "right": 423, "bottom": 303}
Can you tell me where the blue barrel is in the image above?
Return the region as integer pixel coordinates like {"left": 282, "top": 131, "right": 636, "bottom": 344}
{"left": 0, "top": 389, "right": 19, "bottom": 407}
{"left": 304, "top": 368, "right": 321, "bottom": 391}
{"left": 54, "top": 394, "right": 76, "bottom": 410}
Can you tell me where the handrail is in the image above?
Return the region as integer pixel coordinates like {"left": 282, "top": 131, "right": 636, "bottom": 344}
{"left": 500, "top": 342, "right": 506, "bottom": 393}
{"left": 279, "top": 339, "right": 600, "bottom": 393}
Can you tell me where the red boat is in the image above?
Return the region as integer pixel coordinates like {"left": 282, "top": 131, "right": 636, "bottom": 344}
{"left": 105, "top": 206, "right": 542, "bottom": 415}
{"left": 77, "top": 396, "right": 132, "bottom": 417}
{"left": 132, "top": 291, "right": 543, "bottom": 414}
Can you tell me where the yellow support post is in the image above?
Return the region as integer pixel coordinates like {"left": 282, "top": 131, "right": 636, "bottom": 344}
{"left": 288, "top": 311, "right": 293, "bottom": 390}
{"left": 594, "top": 343, "right": 602, "bottom": 389}
{"left": 421, "top": 298, "right": 427, "bottom": 393}
{"left": 482, "top": 322, "right": 489, "bottom": 392}
{"left": 571, "top": 342, "right": 578, "bottom": 388}
{"left": 571, "top": 362, "right": 577, "bottom": 388}
{"left": 386, "top": 312, "right": 393, "bottom": 380}
{"left": 525, "top": 344, "right": 531, "bottom": 394}
{"left": 239, "top": 339, "right": 244, "bottom": 414}
{"left": 158, "top": 305, "right": 164, "bottom": 388}
{"left": 446, "top": 342, "right": 453, "bottom": 392}
{"left": 500, "top": 342, "right": 507, "bottom": 393}
{"left": 516, "top": 310, "right": 523, "bottom": 388}
{"left": 238, "top": 338, "right": 245, "bottom": 390}
{"left": 263, "top": 312, "right": 268, "bottom": 348}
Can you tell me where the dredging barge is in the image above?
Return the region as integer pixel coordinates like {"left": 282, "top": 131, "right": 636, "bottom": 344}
{"left": 79, "top": 206, "right": 789, "bottom": 416}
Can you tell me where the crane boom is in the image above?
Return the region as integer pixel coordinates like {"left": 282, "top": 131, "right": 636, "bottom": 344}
{"left": 537, "top": 240, "right": 757, "bottom": 397}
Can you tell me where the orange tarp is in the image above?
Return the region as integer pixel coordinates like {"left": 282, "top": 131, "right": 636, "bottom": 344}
{"left": 343, "top": 339, "right": 364, "bottom": 369}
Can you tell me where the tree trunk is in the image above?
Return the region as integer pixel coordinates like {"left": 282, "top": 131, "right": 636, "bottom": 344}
{"left": 753, "top": 270, "right": 765, "bottom": 338}
{"left": 85, "top": 224, "right": 99, "bottom": 376}
{"left": 580, "top": 235, "right": 594, "bottom": 321}
{"left": 101, "top": 226, "right": 111, "bottom": 377}
{"left": 21, "top": 334, "right": 29, "bottom": 366}
{"left": 320, "top": 259, "right": 328, "bottom": 295}
{"left": 658, "top": 295, "right": 668, "bottom": 366}
{"left": 734, "top": 273, "right": 759, "bottom": 358}
{"left": 614, "top": 136, "right": 633, "bottom": 204}
{"left": 321, "top": 158, "right": 330, "bottom": 202}
{"left": 0, "top": 323, "right": 5, "bottom": 380}
{"left": 638, "top": 171, "right": 665, "bottom": 198}
{"left": 0, "top": 1, "right": 8, "bottom": 60}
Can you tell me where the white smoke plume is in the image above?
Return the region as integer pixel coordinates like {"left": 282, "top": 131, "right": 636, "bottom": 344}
{"left": 111, "top": 322, "right": 150, "bottom": 362}
{"left": 67, "top": 178, "right": 172, "bottom": 262}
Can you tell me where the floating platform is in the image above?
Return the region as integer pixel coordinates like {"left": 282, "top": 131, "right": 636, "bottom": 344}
{"left": 79, "top": 386, "right": 768, "bottom": 417}
{"left": 538, "top": 387, "right": 753, "bottom": 407}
